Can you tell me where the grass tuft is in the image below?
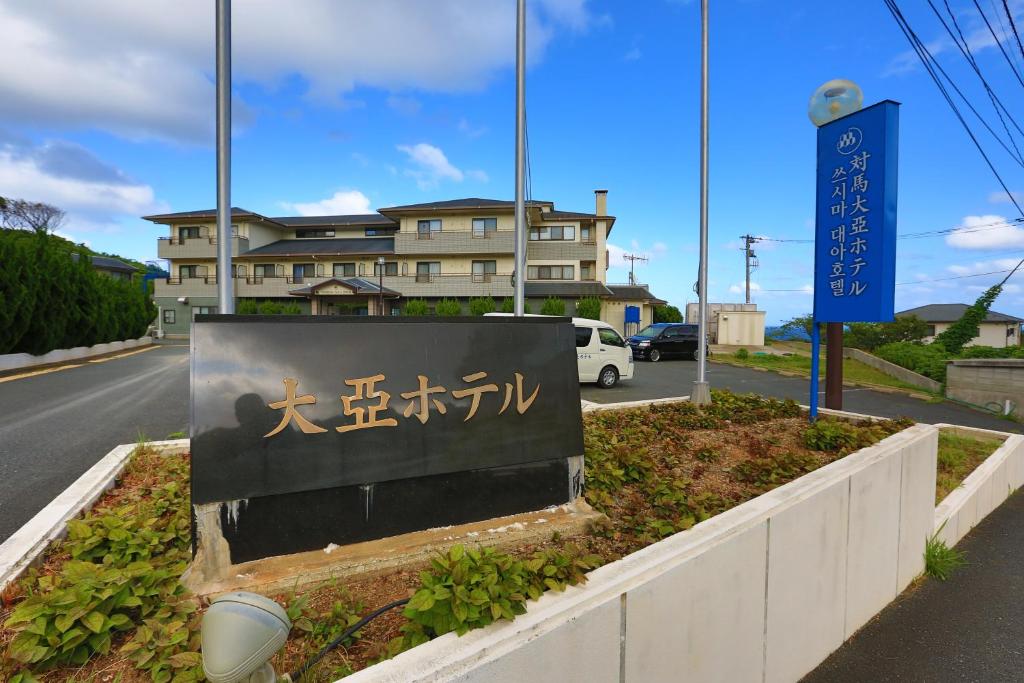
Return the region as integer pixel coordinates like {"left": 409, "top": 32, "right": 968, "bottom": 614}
{"left": 924, "top": 525, "right": 966, "bottom": 581}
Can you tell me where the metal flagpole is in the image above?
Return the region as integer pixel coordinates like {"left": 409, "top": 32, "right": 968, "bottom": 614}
{"left": 216, "top": 0, "right": 234, "bottom": 314}
{"left": 513, "top": 0, "right": 527, "bottom": 316}
{"left": 692, "top": 0, "right": 711, "bottom": 404}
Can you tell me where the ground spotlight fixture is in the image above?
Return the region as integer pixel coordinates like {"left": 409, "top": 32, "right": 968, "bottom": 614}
{"left": 201, "top": 592, "right": 292, "bottom": 683}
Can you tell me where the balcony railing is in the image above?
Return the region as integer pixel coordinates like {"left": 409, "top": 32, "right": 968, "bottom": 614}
{"left": 416, "top": 231, "right": 436, "bottom": 240}
{"left": 471, "top": 230, "right": 498, "bottom": 239}
{"left": 165, "top": 276, "right": 217, "bottom": 285}
{"left": 471, "top": 273, "right": 495, "bottom": 283}
{"left": 415, "top": 273, "right": 435, "bottom": 283}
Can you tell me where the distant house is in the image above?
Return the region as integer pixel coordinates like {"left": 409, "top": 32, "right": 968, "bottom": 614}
{"left": 71, "top": 253, "right": 140, "bottom": 281}
{"left": 897, "top": 304, "right": 1023, "bottom": 348}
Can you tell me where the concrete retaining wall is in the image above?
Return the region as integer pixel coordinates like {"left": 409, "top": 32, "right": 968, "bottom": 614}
{"left": 0, "top": 438, "right": 188, "bottom": 593}
{"left": 0, "top": 336, "right": 153, "bottom": 373}
{"left": 933, "top": 424, "right": 1024, "bottom": 548}
{"left": 345, "top": 419, "right": 938, "bottom": 683}
{"left": 946, "top": 358, "right": 1024, "bottom": 417}
{"left": 843, "top": 347, "right": 942, "bottom": 393}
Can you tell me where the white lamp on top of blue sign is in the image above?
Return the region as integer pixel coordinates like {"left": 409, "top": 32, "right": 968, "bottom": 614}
{"left": 808, "top": 79, "right": 863, "bottom": 127}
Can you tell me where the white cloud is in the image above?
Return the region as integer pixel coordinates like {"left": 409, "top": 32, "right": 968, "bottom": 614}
{"left": 0, "top": 136, "right": 162, "bottom": 233}
{"left": 947, "top": 258, "right": 1021, "bottom": 276}
{"left": 945, "top": 214, "right": 1024, "bottom": 250}
{"left": 386, "top": 95, "right": 421, "bottom": 116}
{"left": 0, "top": 0, "right": 596, "bottom": 143}
{"left": 624, "top": 47, "right": 641, "bottom": 61}
{"left": 397, "top": 142, "right": 486, "bottom": 190}
{"left": 729, "top": 282, "right": 762, "bottom": 294}
{"left": 283, "top": 189, "right": 372, "bottom": 216}
{"left": 607, "top": 243, "right": 628, "bottom": 268}
{"left": 457, "top": 118, "right": 488, "bottom": 139}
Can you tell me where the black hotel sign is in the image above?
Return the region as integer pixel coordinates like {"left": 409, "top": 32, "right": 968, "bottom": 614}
{"left": 191, "top": 316, "right": 584, "bottom": 563}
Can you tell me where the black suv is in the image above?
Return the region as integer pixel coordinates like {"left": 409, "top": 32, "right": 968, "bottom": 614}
{"left": 627, "top": 323, "right": 702, "bottom": 362}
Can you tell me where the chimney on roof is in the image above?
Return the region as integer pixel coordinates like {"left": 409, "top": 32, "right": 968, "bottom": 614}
{"left": 594, "top": 189, "right": 608, "bottom": 216}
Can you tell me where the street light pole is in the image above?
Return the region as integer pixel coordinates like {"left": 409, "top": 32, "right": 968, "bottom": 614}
{"left": 513, "top": 0, "right": 527, "bottom": 316}
{"left": 377, "top": 256, "right": 385, "bottom": 315}
{"left": 692, "top": 0, "right": 711, "bottom": 405}
{"left": 215, "top": 0, "right": 233, "bottom": 314}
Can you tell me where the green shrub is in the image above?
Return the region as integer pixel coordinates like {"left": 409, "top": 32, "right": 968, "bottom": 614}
{"left": 500, "top": 297, "right": 514, "bottom": 313}
{"left": 734, "top": 348, "right": 749, "bottom": 360}
{"left": 468, "top": 296, "right": 496, "bottom": 316}
{"left": 803, "top": 419, "right": 859, "bottom": 451}
{"left": 404, "top": 299, "right": 429, "bottom": 316}
{"left": 257, "top": 300, "right": 284, "bottom": 315}
{"left": 575, "top": 296, "right": 602, "bottom": 320}
{"left": 435, "top": 298, "right": 462, "bottom": 316}
{"left": 236, "top": 299, "right": 258, "bottom": 314}
{"left": 875, "top": 342, "right": 950, "bottom": 382}
{"left": 653, "top": 304, "right": 683, "bottom": 323}
{"left": 282, "top": 303, "right": 303, "bottom": 315}
{"left": 540, "top": 297, "right": 565, "bottom": 316}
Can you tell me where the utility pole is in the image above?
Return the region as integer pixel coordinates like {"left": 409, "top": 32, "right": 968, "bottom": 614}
{"left": 215, "top": 0, "right": 233, "bottom": 313}
{"left": 513, "top": 0, "right": 527, "bottom": 316}
{"left": 692, "top": 0, "right": 711, "bottom": 405}
{"left": 623, "top": 253, "right": 648, "bottom": 285}
{"left": 740, "top": 234, "right": 757, "bottom": 305}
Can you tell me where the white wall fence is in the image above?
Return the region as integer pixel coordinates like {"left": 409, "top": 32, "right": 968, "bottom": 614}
{"left": 0, "top": 336, "right": 153, "bottom": 373}
{"left": 348, "top": 422, "right": 939, "bottom": 683}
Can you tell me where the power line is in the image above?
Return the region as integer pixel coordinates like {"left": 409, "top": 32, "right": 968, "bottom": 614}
{"left": 760, "top": 267, "right": 1014, "bottom": 292}
{"left": 883, "top": 1, "right": 1024, "bottom": 217}
{"left": 972, "top": 0, "right": 1024, "bottom": 91}
{"left": 751, "top": 216, "right": 1024, "bottom": 246}
{"left": 932, "top": 0, "right": 1024, "bottom": 165}
{"left": 1001, "top": 0, "right": 1024, "bottom": 68}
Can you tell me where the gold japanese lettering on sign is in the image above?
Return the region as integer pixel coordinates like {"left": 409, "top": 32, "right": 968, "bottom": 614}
{"left": 262, "top": 371, "right": 541, "bottom": 437}
{"left": 265, "top": 377, "right": 328, "bottom": 437}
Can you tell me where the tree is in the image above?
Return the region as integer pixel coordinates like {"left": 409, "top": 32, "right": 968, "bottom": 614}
{"left": 469, "top": 296, "right": 496, "bottom": 316}
{"left": 771, "top": 313, "right": 815, "bottom": 341}
{"left": 934, "top": 283, "right": 1004, "bottom": 355}
{"left": 845, "top": 315, "right": 929, "bottom": 351}
{"left": 576, "top": 296, "right": 602, "bottom": 320}
{"left": 653, "top": 304, "right": 683, "bottom": 323}
{"left": 435, "top": 298, "right": 462, "bottom": 316}
{"left": 540, "top": 297, "right": 566, "bottom": 316}
{"left": 404, "top": 299, "right": 429, "bottom": 316}
{"left": 0, "top": 198, "right": 66, "bottom": 233}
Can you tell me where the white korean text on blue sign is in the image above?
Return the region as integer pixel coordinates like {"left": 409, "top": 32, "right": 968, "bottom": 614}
{"left": 813, "top": 101, "right": 899, "bottom": 323}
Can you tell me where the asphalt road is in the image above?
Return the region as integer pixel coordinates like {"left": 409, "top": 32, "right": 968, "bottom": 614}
{"left": 581, "top": 359, "right": 1023, "bottom": 433}
{"left": 804, "top": 490, "right": 1024, "bottom": 682}
{"left": 0, "top": 343, "right": 189, "bottom": 542}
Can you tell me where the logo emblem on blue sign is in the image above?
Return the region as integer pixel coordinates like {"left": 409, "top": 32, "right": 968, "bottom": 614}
{"left": 836, "top": 127, "right": 862, "bottom": 155}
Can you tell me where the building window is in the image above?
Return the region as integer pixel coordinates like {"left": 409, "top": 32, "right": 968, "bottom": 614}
{"left": 580, "top": 226, "right": 594, "bottom": 243}
{"left": 179, "top": 226, "right": 201, "bottom": 240}
{"left": 333, "top": 262, "right": 356, "bottom": 277}
{"left": 292, "top": 263, "right": 315, "bottom": 283}
{"left": 295, "top": 228, "right": 335, "bottom": 238}
{"left": 253, "top": 263, "right": 277, "bottom": 279}
{"left": 417, "top": 219, "right": 442, "bottom": 238}
{"left": 365, "top": 227, "right": 397, "bottom": 236}
{"left": 527, "top": 265, "right": 574, "bottom": 280}
{"left": 416, "top": 261, "right": 441, "bottom": 282}
{"left": 925, "top": 324, "right": 936, "bottom": 337}
{"left": 472, "top": 260, "right": 497, "bottom": 282}
{"left": 581, "top": 261, "right": 596, "bottom": 281}
{"left": 374, "top": 261, "right": 398, "bottom": 276}
{"left": 163, "top": 309, "right": 176, "bottom": 325}
{"left": 529, "top": 225, "right": 576, "bottom": 241}
{"left": 390, "top": 306, "right": 401, "bottom": 316}
{"left": 191, "top": 306, "right": 215, "bottom": 320}
{"left": 472, "top": 217, "right": 497, "bottom": 237}
{"left": 179, "top": 264, "right": 200, "bottom": 279}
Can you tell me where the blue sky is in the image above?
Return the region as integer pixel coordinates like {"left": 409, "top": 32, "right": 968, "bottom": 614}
{"left": 5, "top": 0, "right": 1024, "bottom": 323}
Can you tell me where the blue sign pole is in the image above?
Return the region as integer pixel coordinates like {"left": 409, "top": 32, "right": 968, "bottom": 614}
{"left": 810, "top": 100, "right": 900, "bottom": 419}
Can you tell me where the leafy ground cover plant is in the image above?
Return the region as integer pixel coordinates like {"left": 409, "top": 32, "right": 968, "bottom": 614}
{"left": 2, "top": 391, "right": 914, "bottom": 681}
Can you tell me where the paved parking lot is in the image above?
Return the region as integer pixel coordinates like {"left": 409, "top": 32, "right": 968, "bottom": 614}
{"left": 580, "top": 359, "right": 1022, "bottom": 433}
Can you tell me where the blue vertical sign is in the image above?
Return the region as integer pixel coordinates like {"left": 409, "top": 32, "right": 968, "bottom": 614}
{"left": 813, "top": 101, "right": 899, "bottom": 323}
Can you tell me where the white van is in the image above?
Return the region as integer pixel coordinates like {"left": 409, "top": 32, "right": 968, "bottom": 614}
{"left": 485, "top": 314, "right": 634, "bottom": 388}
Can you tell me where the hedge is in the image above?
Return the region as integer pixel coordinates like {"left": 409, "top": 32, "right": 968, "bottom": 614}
{"left": 0, "top": 229, "right": 155, "bottom": 355}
